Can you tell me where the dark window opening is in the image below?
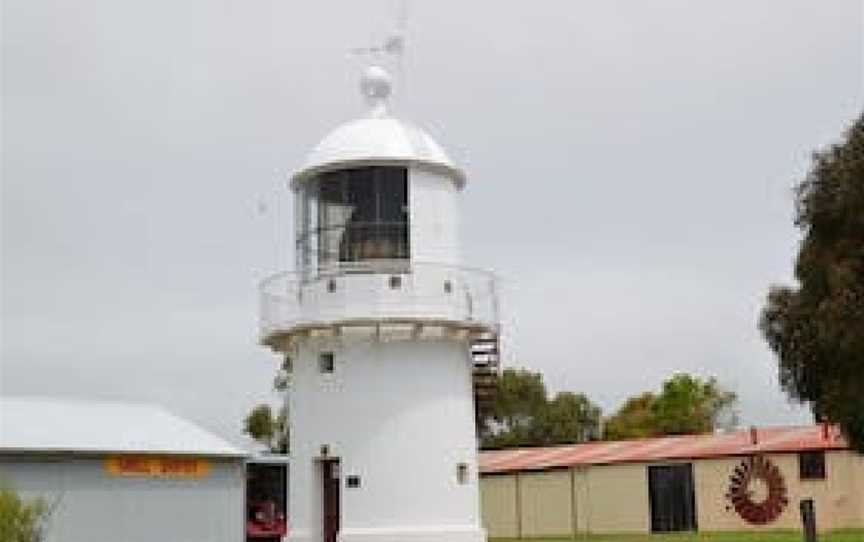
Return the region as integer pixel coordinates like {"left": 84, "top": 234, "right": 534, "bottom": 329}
{"left": 456, "top": 463, "right": 469, "bottom": 485}
{"left": 319, "top": 352, "right": 335, "bottom": 374}
{"left": 799, "top": 451, "right": 826, "bottom": 480}
{"left": 297, "top": 167, "right": 409, "bottom": 269}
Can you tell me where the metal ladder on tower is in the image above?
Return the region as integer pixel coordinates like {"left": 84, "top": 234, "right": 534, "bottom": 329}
{"left": 471, "top": 332, "right": 500, "bottom": 429}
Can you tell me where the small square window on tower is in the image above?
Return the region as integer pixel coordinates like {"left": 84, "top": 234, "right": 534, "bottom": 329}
{"left": 319, "top": 352, "right": 335, "bottom": 374}
{"left": 389, "top": 275, "right": 402, "bottom": 289}
{"left": 456, "top": 463, "right": 469, "bottom": 485}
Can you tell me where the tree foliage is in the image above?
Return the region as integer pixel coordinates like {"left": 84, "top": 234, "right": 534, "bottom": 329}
{"left": 483, "top": 368, "right": 548, "bottom": 446}
{"left": 245, "top": 404, "right": 274, "bottom": 448}
{"left": 0, "top": 485, "right": 52, "bottom": 542}
{"left": 480, "top": 368, "right": 601, "bottom": 448}
{"left": 538, "top": 391, "right": 603, "bottom": 444}
{"left": 244, "top": 354, "right": 291, "bottom": 454}
{"left": 244, "top": 403, "right": 289, "bottom": 454}
{"left": 603, "top": 374, "right": 737, "bottom": 440}
{"left": 603, "top": 392, "right": 657, "bottom": 441}
{"left": 760, "top": 114, "right": 864, "bottom": 451}
{"left": 652, "top": 374, "right": 737, "bottom": 435}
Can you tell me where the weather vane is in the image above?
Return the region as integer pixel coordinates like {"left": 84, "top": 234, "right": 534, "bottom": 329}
{"left": 349, "top": 0, "right": 408, "bottom": 92}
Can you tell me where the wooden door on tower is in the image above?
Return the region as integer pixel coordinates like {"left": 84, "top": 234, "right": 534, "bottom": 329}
{"left": 322, "top": 460, "right": 341, "bottom": 542}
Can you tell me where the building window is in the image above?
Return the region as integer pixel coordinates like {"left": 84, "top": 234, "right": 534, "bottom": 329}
{"left": 389, "top": 275, "right": 402, "bottom": 289}
{"left": 319, "top": 352, "right": 335, "bottom": 374}
{"left": 456, "top": 463, "right": 469, "bottom": 485}
{"left": 297, "top": 166, "right": 409, "bottom": 269}
{"left": 282, "top": 355, "right": 293, "bottom": 374}
{"left": 799, "top": 451, "right": 826, "bottom": 480}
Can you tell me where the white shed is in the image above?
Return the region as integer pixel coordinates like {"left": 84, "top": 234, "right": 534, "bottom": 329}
{"left": 0, "top": 397, "right": 248, "bottom": 542}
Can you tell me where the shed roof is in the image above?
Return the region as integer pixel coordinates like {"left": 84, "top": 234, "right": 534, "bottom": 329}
{"left": 0, "top": 397, "right": 247, "bottom": 458}
{"left": 479, "top": 425, "right": 849, "bottom": 474}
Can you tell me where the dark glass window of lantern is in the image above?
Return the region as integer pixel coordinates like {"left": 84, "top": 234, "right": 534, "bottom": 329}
{"left": 298, "top": 167, "right": 409, "bottom": 269}
{"left": 799, "top": 451, "right": 826, "bottom": 480}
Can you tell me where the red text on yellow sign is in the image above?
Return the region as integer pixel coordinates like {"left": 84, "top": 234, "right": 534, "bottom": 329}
{"left": 104, "top": 456, "right": 211, "bottom": 479}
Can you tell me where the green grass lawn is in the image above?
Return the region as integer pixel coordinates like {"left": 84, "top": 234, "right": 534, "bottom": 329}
{"left": 492, "top": 531, "right": 864, "bottom": 542}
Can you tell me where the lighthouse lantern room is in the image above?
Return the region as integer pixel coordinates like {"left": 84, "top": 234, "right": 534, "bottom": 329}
{"left": 259, "top": 65, "right": 500, "bottom": 542}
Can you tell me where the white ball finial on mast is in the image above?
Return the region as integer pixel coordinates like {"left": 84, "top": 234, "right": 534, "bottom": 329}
{"left": 360, "top": 65, "right": 393, "bottom": 118}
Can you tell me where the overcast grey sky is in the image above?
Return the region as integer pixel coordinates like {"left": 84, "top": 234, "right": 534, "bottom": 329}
{"left": 2, "top": 1, "right": 862, "bottom": 444}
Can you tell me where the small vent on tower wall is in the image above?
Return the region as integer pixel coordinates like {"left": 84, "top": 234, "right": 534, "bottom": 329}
{"left": 389, "top": 275, "right": 402, "bottom": 289}
{"left": 443, "top": 280, "right": 453, "bottom": 294}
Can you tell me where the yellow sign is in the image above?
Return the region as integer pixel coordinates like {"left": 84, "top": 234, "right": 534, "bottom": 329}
{"left": 105, "top": 456, "right": 211, "bottom": 479}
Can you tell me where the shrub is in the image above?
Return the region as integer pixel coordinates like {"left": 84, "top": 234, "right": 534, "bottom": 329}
{"left": 0, "top": 485, "right": 52, "bottom": 542}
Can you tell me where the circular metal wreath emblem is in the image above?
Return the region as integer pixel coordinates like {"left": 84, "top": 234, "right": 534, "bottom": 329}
{"left": 725, "top": 455, "right": 789, "bottom": 524}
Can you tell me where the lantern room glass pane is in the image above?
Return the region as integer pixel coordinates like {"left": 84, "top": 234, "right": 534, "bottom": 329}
{"left": 297, "top": 166, "right": 409, "bottom": 269}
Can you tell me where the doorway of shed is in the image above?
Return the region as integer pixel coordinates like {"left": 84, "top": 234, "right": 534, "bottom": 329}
{"left": 648, "top": 464, "right": 697, "bottom": 533}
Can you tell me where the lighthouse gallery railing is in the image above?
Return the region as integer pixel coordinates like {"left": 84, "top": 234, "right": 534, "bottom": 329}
{"left": 259, "top": 261, "right": 499, "bottom": 340}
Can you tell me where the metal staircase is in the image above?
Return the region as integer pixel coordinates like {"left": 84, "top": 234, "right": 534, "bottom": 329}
{"left": 471, "top": 332, "right": 500, "bottom": 429}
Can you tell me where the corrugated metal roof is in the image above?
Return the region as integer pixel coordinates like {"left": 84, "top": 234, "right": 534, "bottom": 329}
{"left": 479, "top": 425, "right": 849, "bottom": 474}
{"left": 0, "top": 397, "right": 247, "bottom": 457}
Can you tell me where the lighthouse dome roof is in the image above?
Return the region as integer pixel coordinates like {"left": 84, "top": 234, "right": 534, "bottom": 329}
{"left": 292, "top": 117, "right": 464, "bottom": 187}
{"left": 291, "top": 66, "right": 465, "bottom": 188}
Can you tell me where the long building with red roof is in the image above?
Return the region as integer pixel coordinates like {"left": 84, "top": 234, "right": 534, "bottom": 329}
{"left": 477, "top": 425, "right": 864, "bottom": 536}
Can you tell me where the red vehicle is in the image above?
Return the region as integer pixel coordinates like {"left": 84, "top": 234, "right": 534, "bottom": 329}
{"left": 247, "top": 460, "right": 289, "bottom": 542}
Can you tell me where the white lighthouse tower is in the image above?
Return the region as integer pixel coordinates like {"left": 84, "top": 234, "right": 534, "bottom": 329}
{"left": 259, "top": 65, "right": 499, "bottom": 542}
